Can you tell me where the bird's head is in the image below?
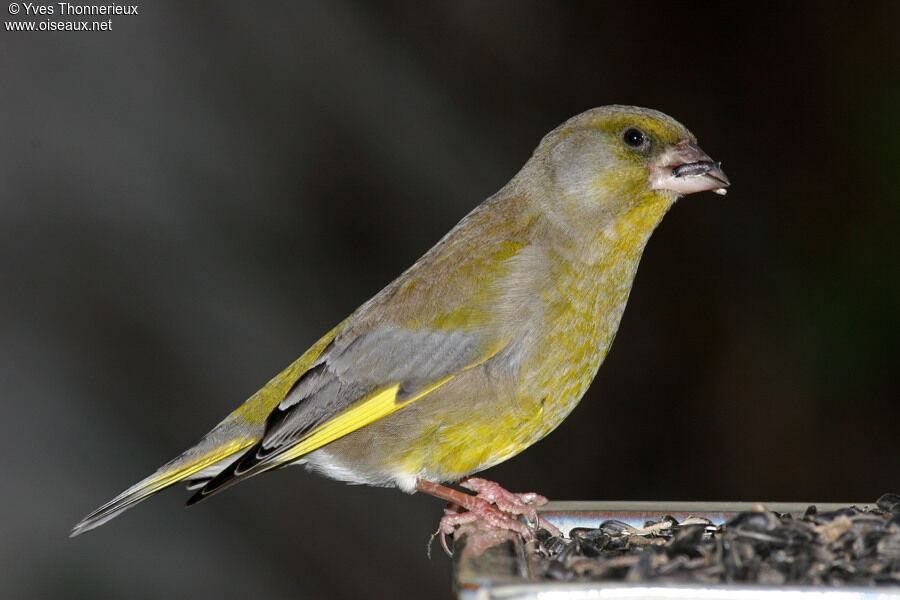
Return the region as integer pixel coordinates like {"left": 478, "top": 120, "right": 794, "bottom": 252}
{"left": 532, "top": 105, "right": 729, "bottom": 217}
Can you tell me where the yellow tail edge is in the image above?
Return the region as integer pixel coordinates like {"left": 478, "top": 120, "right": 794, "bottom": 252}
{"left": 70, "top": 437, "right": 253, "bottom": 537}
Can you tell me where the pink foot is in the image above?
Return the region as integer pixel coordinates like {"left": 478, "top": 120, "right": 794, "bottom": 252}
{"left": 415, "top": 477, "right": 561, "bottom": 553}
{"left": 438, "top": 496, "right": 533, "bottom": 538}
{"left": 460, "top": 477, "right": 561, "bottom": 536}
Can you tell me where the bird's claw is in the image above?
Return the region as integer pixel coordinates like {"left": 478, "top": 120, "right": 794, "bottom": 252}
{"left": 460, "top": 477, "right": 561, "bottom": 536}
{"left": 416, "top": 477, "right": 560, "bottom": 556}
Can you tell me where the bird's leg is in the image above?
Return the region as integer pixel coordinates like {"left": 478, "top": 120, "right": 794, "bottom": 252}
{"left": 415, "top": 478, "right": 533, "bottom": 537}
{"left": 414, "top": 478, "right": 560, "bottom": 540}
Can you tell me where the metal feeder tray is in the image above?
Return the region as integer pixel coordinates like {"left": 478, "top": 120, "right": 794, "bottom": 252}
{"left": 454, "top": 500, "right": 900, "bottom": 600}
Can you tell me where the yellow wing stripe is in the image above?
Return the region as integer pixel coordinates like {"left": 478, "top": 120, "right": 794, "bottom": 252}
{"left": 271, "top": 374, "right": 455, "bottom": 467}
{"left": 266, "top": 337, "right": 508, "bottom": 468}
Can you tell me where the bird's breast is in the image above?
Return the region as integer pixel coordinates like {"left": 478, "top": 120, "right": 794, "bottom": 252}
{"left": 513, "top": 197, "right": 674, "bottom": 443}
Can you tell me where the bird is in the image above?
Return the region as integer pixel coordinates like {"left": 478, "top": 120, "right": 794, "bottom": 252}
{"left": 71, "top": 105, "right": 729, "bottom": 539}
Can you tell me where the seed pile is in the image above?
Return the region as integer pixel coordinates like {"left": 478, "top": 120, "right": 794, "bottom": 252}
{"left": 531, "top": 493, "right": 900, "bottom": 585}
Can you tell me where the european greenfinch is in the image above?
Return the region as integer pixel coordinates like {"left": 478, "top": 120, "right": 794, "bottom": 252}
{"left": 71, "top": 105, "right": 729, "bottom": 537}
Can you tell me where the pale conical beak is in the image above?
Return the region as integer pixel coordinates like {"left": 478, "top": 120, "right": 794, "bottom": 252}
{"left": 649, "top": 141, "right": 730, "bottom": 196}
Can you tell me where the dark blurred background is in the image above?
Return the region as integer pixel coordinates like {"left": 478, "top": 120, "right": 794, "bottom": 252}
{"left": 2, "top": 1, "right": 898, "bottom": 598}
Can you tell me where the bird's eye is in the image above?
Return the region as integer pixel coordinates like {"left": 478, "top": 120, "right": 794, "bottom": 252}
{"left": 622, "top": 128, "right": 646, "bottom": 149}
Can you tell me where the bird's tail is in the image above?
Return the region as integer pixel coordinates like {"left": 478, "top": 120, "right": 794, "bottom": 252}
{"left": 69, "top": 321, "right": 349, "bottom": 538}
{"left": 69, "top": 426, "right": 256, "bottom": 537}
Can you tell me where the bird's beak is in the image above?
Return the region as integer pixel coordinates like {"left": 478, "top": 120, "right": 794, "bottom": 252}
{"left": 649, "top": 141, "right": 730, "bottom": 196}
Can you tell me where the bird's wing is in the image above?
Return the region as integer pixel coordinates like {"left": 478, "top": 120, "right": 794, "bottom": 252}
{"left": 187, "top": 325, "right": 507, "bottom": 503}
{"left": 188, "top": 228, "right": 553, "bottom": 503}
